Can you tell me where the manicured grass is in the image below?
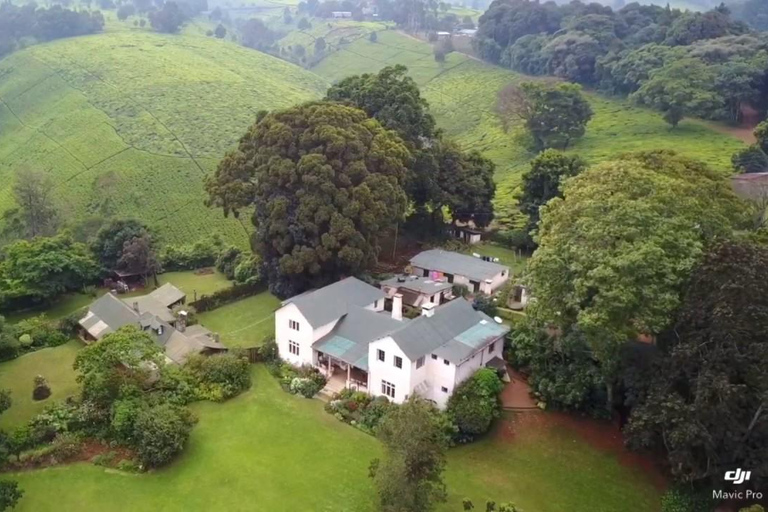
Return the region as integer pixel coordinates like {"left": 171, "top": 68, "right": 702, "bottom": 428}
{"left": 157, "top": 269, "right": 232, "bottom": 300}
{"left": 0, "top": 31, "right": 328, "bottom": 246}
{"left": 197, "top": 292, "right": 281, "bottom": 348}
{"left": 10, "top": 366, "right": 661, "bottom": 511}
{"left": 0, "top": 341, "right": 81, "bottom": 430}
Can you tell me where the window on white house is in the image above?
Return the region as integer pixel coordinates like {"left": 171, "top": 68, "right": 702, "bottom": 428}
{"left": 488, "top": 341, "right": 496, "bottom": 354}
{"left": 431, "top": 354, "right": 437, "bottom": 360}
{"left": 441, "top": 386, "right": 448, "bottom": 393}
{"left": 416, "top": 356, "right": 425, "bottom": 368}
{"left": 289, "top": 319, "right": 300, "bottom": 331}
{"left": 443, "top": 359, "right": 450, "bottom": 366}
{"left": 289, "top": 340, "right": 299, "bottom": 356}
{"left": 377, "top": 349, "right": 385, "bottom": 362}
{"left": 381, "top": 380, "right": 395, "bottom": 398}
{"left": 394, "top": 356, "right": 403, "bottom": 369}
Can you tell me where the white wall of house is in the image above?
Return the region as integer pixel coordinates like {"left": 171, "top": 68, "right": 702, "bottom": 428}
{"left": 368, "top": 337, "right": 413, "bottom": 404}
{"left": 454, "top": 335, "right": 504, "bottom": 385}
{"left": 412, "top": 266, "right": 509, "bottom": 295}
{"left": 424, "top": 353, "right": 457, "bottom": 409}
{"left": 275, "top": 303, "right": 337, "bottom": 366}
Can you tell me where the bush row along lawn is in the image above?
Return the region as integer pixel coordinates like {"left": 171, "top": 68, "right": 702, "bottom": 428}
{"left": 9, "top": 365, "right": 662, "bottom": 512}
{"left": 0, "top": 341, "right": 81, "bottom": 430}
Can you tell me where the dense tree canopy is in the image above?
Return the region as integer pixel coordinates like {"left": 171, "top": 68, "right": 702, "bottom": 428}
{"left": 0, "top": 3, "right": 104, "bottom": 58}
{"left": 733, "top": 0, "right": 768, "bottom": 32}
{"left": 205, "top": 102, "right": 410, "bottom": 297}
{"left": 626, "top": 241, "right": 768, "bottom": 487}
{"left": 517, "top": 149, "right": 586, "bottom": 230}
{"left": 149, "top": 1, "right": 186, "bottom": 33}
{"left": 527, "top": 151, "right": 744, "bottom": 406}
{"left": 91, "top": 219, "right": 153, "bottom": 271}
{"left": 0, "top": 234, "right": 100, "bottom": 309}
{"left": 326, "top": 65, "right": 436, "bottom": 146}
{"left": 476, "top": 0, "right": 767, "bottom": 124}
{"left": 370, "top": 397, "right": 449, "bottom": 512}
{"left": 325, "top": 66, "right": 496, "bottom": 226}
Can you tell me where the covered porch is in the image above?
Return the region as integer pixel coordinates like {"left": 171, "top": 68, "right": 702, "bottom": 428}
{"left": 316, "top": 351, "right": 369, "bottom": 394}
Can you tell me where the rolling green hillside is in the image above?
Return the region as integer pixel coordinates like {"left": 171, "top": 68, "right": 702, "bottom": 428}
{"left": 312, "top": 30, "right": 747, "bottom": 227}
{"left": 0, "top": 31, "right": 328, "bottom": 245}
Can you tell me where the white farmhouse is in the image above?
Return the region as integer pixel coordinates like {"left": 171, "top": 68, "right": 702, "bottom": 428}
{"left": 275, "top": 277, "right": 509, "bottom": 408}
{"left": 409, "top": 249, "right": 510, "bottom": 295}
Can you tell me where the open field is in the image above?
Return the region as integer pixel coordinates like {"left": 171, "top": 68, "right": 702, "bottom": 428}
{"left": 311, "top": 31, "right": 746, "bottom": 228}
{"left": 0, "top": 31, "right": 328, "bottom": 246}
{"left": 0, "top": 341, "right": 81, "bottom": 430}
{"left": 10, "top": 365, "right": 662, "bottom": 511}
{"left": 197, "top": 292, "right": 281, "bottom": 348}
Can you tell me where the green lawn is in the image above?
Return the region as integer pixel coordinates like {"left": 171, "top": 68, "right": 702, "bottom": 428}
{"left": 10, "top": 366, "right": 661, "bottom": 511}
{"left": 464, "top": 243, "right": 529, "bottom": 276}
{"left": 0, "top": 341, "right": 81, "bottom": 430}
{"left": 197, "top": 292, "right": 281, "bottom": 348}
{"left": 158, "top": 269, "right": 232, "bottom": 300}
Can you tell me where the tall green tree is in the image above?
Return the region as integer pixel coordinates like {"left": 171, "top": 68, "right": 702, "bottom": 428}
{"left": 370, "top": 397, "right": 449, "bottom": 512}
{"left": 527, "top": 151, "right": 744, "bottom": 409}
{"left": 116, "top": 234, "right": 161, "bottom": 285}
{"left": 517, "top": 149, "right": 586, "bottom": 231}
{"left": 91, "top": 219, "right": 152, "bottom": 271}
{"left": 631, "top": 58, "right": 721, "bottom": 128}
{"left": 11, "top": 168, "right": 58, "bottom": 239}
{"left": 500, "top": 82, "right": 593, "bottom": 150}
{"left": 756, "top": 121, "right": 768, "bottom": 155}
{"left": 0, "top": 234, "right": 100, "bottom": 308}
{"left": 626, "top": 241, "right": 768, "bottom": 486}
{"left": 325, "top": 65, "right": 435, "bottom": 147}
{"left": 205, "top": 102, "right": 410, "bottom": 297}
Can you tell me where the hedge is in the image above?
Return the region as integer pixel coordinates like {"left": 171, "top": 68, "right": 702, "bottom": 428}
{"left": 189, "top": 281, "right": 267, "bottom": 312}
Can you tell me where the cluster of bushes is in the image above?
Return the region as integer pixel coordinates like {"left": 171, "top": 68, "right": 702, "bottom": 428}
{"left": 324, "top": 369, "right": 504, "bottom": 442}
{"left": 325, "top": 390, "right": 396, "bottom": 435}
{"left": 159, "top": 236, "right": 223, "bottom": 271}
{"left": 0, "top": 315, "right": 70, "bottom": 362}
{"left": 268, "top": 361, "right": 327, "bottom": 398}
{"left": 445, "top": 369, "right": 504, "bottom": 443}
{"left": 3, "top": 328, "right": 252, "bottom": 471}
{"left": 215, "top": 246, "right": 261, "bottom": 285}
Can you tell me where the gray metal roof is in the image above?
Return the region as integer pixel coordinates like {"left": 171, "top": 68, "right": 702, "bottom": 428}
{"left": 149, "top": 283, "right": 186, "bottom": 308}
{"left": 79, "top": 293, "right": 140, "bottom": 339}
{"left": 380, "top": 275, "right": 452, "bottom": 295}
{"left": 389, "top": 299, "right": 509, "bottom": 364}
{"left": 123, "top": 295, "right": 175, "bottom": 323}
{"left": 284, "top": 277, "right": 385, "bottom": 328}
{"left": 410, "top": 250, "right": 509, "bottom": 282}
{"left": 313, "top": 306, "right": 406, "bottom": 371}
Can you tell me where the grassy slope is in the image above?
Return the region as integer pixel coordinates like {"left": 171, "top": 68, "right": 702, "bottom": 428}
{"left": 11, "top": 366, "right": 661, "bottom": 512}
{"left": 312, "top": 31, "right": 746, "bottom": 227}
{"left": 0, "top": 341, "right": 81, "bottom": 430}
{"left": 197, "top": 292, "right": 281, "bottom": 348}
{"left": 0, "top": 31, "right": 328, "bottom": 246}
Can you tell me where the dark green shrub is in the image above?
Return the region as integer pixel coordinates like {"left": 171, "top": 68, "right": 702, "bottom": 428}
{"left": 446, "top": 369, "right": 503, "bottom": 442}
{"left": 13, "top": 315, "right": 68, "bottom": 348}
{"left": 660, "top": 487, "right": 713, "bottom": 512}
{"left": 159, "top": 236, "right": 222, "bottom": 271}
{"left": 183, "top": 353, "right": 252, "bottom": 402}
{"left": 131, "top": 403, "right": 196, "bottom": 468}
{"left": 452, "top": 284, "right": 469, "bottom": 298}
{"left": 32, "top": 375, "right": 51, "bottom": 401}
{"left": 189, "top": 282, "right": 266, "bottom": 312}
{"left": 233, "top": 253, "right": 261, "bottom": 285}
{"left": 0, "top": 337, "right": 19, "bottom": 362}
{"left": 215, "top": 245, "right": 242, "bottom": 280}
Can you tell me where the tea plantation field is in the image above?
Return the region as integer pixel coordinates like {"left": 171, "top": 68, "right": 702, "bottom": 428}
{"left": 0, "top": 31, "right": 328, "bottom": 245}
{"left": 312, "top": 30, "right": 746, "bottom": 227}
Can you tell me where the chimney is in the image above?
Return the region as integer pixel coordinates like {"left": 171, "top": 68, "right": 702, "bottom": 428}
{"left": 213, "top": 332, "right": 220, "bottom": 343}
{"left": 132, "top": 301, "right": 139, "bottom": 313}
{"left": 392, "top": 293, "right": 403, "bottom": 321}
{"left": 177, "top": 311, "right": 187, "bottom": 332}
{"left": 421, "top": 302, "right": 436, "bottom": 318}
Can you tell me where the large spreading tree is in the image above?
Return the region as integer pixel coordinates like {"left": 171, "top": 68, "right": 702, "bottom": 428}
{"left": 626, "top": 240, "right": 768, "bottom": 487}
{"left": 325, "top": 66, "right": 496, "bottom": 227}
{"left": 205, "top": 102, "right": 410, "bottom": 297}
{"left": 526, "top": 150, "right": 745, "bottom": 409}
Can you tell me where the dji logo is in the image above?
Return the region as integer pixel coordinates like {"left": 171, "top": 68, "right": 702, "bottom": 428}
{"left": 725, "top": 469, "right": 752, "bottom": 485}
